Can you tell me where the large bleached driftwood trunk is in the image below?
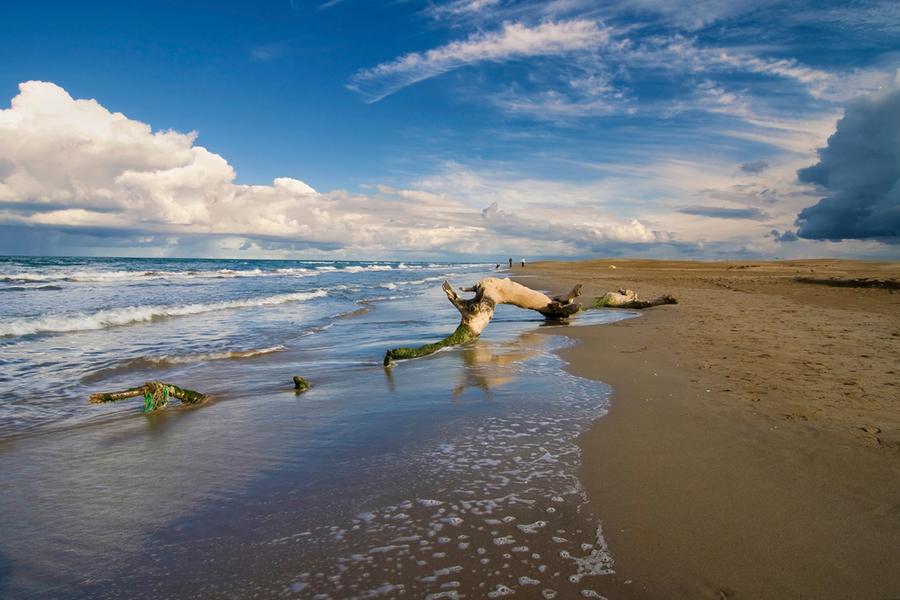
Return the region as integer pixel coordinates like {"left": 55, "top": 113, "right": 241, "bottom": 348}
{"left": 383, "top": 278, "right": 582, "bottom": 366}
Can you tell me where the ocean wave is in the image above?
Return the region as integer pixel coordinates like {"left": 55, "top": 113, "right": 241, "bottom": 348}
{"left": 0, "top": 289, "right": 328, "bottom": 337}
{"left": 274, "top": 267, "right": 314, "bottom": 275}
{"left": 215, "top": 268, "right": 263, "bottom": 277}
{"left": 162, "top": 345, "right": 287, "bottom": 364}
{"left": 341, "top": 265, "right": 387, "bottom": 273}
{"left": 3, "top": 270, "right": 212, "bottom": 283}
{"left": 0, "top": 262, "right": 464, "bottom": 284}
{"left": 364, "top": 295, "right": 404, "bottom": 302}
{"left": 401, "top": 275, "right": 447, "bottom": 286}
{"left": 0, "top": 284, "right": 63, "bottom": 292}
{"left": 79, "top": 346, "right": 287, "bottom": 384}
{"left": 0, "top": 268, "right": 319, "bottom": 284}
{"left": 378, "top": 275, "right": 447, "bottom": 291}
{"left": 336, "top": 264, "right": 415, "bottom": 274}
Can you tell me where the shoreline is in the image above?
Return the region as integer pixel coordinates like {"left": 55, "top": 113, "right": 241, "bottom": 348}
{"left": 518, "top": 259, "right": 900, "bottom": 599}
{"left": 0, "top": 265, "right": 634, "bottom": 598}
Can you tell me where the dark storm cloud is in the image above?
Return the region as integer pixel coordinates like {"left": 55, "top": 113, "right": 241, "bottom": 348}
{"left": 676, "top": 205, "right": 769, "bottom": 220}
{"left": 795, "top": 88, "right": 900, "bottom": 243}
{"left": 768, "top": 228, "right": 799, "bottom": 242}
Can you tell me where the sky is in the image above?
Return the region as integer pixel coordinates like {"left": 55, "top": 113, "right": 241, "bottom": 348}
{"left": 0, "top": 0, "right": 898, "bottom": 260}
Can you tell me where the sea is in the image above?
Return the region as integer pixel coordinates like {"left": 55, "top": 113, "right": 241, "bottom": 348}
{"left": 0, "top": 256, "right": 632, "bottom": 599}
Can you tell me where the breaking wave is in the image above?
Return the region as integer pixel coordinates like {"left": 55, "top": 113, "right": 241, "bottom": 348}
{"left": 154, "top": 345, "right": 287, "bottom": 365}
{"left": 79, "top": 346, "right": 287, "bottom": 384}
{"left": 0, "top": 262, "right": 481, "bottom": 286}
{"left": 0, "top": 284, "right": 63, "bottom": 292}
{"left": 0, "top": 289, "right": 328, "bottom": 337}
{"left": 0, "top": 268, "right": 312, "bottom": 283}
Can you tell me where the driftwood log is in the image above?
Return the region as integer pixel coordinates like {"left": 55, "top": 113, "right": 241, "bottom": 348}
{"left": 590, "top": 288, "right": 678, "bottom": 309}
{"left": 89, "top": 381, "right": 207, "bottom": 413}
{"left": 384, "top": 278, "right": 582, "bottom": 366}
{"left": 383, "top": 279, "right": 678, "bottom": 366}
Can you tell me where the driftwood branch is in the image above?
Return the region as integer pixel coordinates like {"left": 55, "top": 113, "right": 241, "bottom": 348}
{"left": 90, "top": 381, "right": 208, "bottom": 413}
{"left": 590, "top": 288, "right": 678, "bottom": 309}
{"left": 384, "top": 278, "right": 582, "bottom": 366}
{"left": 553, "top": 283, "right": 583, "bottom": 305}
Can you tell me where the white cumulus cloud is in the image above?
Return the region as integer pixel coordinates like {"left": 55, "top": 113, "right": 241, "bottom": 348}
{"left": 1, "top": 81, "right": 678, "bottom": 258}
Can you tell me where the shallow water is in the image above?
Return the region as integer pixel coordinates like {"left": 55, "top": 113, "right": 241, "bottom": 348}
{"left": 0, "top": 257, "right": 632, "bottom": 598}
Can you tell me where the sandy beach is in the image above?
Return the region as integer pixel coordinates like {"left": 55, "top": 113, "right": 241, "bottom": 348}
{"left": 2, "top": 257, "right": 898, "bottom": 598}
{"left": 518, "top": 259, "right": 900, "bottom": 599}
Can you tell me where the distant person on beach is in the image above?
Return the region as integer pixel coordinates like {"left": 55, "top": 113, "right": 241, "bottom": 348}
{"left": 508, "top": 258, "right": 513, "bottom": 268}
{"left": 495, "top": 264, "right": 500, "bottom": 269}
{"left": 521, "top": 257, "right": 526, "bottom": 268}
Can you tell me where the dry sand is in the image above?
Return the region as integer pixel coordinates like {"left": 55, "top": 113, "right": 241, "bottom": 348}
{"left": 518, "top": 259, "right": 900, "bottom": 600}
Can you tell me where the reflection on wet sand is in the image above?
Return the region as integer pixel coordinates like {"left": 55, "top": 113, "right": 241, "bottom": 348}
{"left": 453, "top": 331, "right": 545, "bottom": 398}
{"left": 262, "top": 332, "right": 617, "bottom": 599}
{"left": 0, "top": 396, "right": 289, "bottom": 595}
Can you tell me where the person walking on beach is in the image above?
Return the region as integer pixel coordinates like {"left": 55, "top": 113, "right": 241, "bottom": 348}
{"left": 521, "top": 257, "right": 526, "bottom": 268}
{"left": 508, "top": 258, "right": 513, "bottom": 269}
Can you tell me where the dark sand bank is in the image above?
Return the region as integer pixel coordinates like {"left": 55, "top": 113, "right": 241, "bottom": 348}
{"left": 519, "top": 259, "right": 900, "bottom": 599}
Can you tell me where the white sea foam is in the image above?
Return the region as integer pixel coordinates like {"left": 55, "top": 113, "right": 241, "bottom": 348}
{"left": 0, "top": 267, "right": 323, "bottom": 283}
{"left": 341, "top": 264, "right": 394, "bottom": 273}
{"left": 0, "top": 262, "right": 447, "bottom": 283}
{"left": 0, "top": 289, "right": 327, "bottom": 337}
{"left": 487, "top": 584, "right": 515, "bottom": 598}
{"left": 245, "top": 335, "right": 618, "bottom": 598}
{"left": 3, "top": 269, "right": 247, "bottom": 283}
{"left": 0, "top": 261, "right": 470, "bottom": 286}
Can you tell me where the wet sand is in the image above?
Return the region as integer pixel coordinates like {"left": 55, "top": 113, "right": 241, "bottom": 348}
{"left": 519, "top": 259, "right": 900, "bottom": 599}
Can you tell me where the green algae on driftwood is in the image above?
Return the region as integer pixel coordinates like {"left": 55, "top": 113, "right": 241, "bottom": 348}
{"left": 384, "top": 323, "right": 478, "bottom": 366}
{"left": 89, "top": 381, "right": 208, "bottom": 413}
{"left": 384, "top": 279, "right": 582, "bottom": 367}
{"left": 293, "top": 376, "right": 311, "bottom": 393}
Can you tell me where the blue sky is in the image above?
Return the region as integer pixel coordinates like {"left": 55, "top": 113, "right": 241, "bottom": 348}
{"left": 0, "top": 0, "right": 898, "bottom": 259}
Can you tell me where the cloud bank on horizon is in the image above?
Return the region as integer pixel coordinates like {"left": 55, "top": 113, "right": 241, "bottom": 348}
{"left": 0, "top": 81, "right": 673, "bottom": 258}
{"left": 1, "top": 0, "right": 898, "bottom": 259}
{"left": 796, "top": 88, "right": 900, "bottom": 243}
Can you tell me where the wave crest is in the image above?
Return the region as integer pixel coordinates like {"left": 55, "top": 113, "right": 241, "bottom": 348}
{"left": 1, "top": 289, "right": 327, "bottom": 337}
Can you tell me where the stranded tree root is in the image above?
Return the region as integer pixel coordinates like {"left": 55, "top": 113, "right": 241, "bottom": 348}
{"left": 384, "top": 278, "right": 582, "bottom": 366}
